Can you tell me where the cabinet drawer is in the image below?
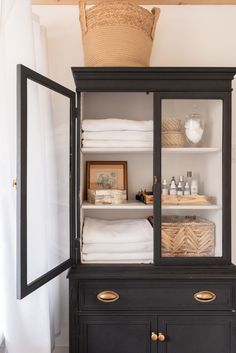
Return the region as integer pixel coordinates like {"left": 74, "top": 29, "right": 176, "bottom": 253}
{"left": 79, "top": 280, "right": 235, "bottom": 311}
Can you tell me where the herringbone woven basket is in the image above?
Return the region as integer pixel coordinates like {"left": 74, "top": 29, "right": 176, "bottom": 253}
{"left": 161, "top": 216, "right": 215, "bottom": 257}
{"left": 79, "top": 1, "right": 160, "bottom": 67}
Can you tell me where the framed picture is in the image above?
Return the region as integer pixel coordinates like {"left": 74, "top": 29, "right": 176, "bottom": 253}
{"left": 86, "top": 161, "right": 128, "bottom": 198}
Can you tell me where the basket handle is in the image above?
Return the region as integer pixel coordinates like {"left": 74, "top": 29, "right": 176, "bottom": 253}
{"left": 78, "top": 1, "right": 88, "bottom": 33}
{"left": 151, "top": 7, "right": 161, "bottom": 40}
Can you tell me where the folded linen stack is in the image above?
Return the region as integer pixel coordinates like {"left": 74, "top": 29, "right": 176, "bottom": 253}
{"left": 81, "top": 217, "right": 153, "bottom": 264}
{"left": 82, "top": 118, "right": 153, "bottom": 149}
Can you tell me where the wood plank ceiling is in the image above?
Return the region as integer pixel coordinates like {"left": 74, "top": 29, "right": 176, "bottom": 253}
{"left": 32, "top": 0, "right": 236, "bottom": 5}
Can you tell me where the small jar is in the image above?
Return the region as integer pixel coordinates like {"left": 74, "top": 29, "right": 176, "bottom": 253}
{"left": 184, "top": 113, "right": 204, "bottom": 146}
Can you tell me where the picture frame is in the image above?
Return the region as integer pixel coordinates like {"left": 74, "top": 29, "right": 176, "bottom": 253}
{"left": 86, "top": 161, "right": 128, "bottom": 199}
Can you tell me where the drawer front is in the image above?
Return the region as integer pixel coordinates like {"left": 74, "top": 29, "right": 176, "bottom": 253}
{"left": 79, "top": 280, "right": 235, "bottom": 311}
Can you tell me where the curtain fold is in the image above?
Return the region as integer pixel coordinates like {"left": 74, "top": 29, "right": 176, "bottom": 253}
{"left": 0, "top": 1, "right": 60, "bottom": 352}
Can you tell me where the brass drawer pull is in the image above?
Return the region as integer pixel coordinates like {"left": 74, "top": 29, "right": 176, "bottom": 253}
{"left": 151, "top": 332, "right": 166, "bottom": 342}
{"left": 194, "top": 291, "right": 216, "bottom": 303}
{"left": 97, "top": 291, "right": 120, "bottom": 303}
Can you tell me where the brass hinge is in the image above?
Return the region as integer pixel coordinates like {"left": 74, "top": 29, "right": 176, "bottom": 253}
{"left": 12, "top": 179, "right": 17, "bottom": 189}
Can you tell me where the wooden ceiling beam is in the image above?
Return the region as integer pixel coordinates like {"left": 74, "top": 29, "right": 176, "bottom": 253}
{"left": 32, "top": 0, "right": 236, "bottom": 5}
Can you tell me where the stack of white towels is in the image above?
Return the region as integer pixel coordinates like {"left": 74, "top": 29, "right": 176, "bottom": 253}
{"left": 82, "top": 118, "right": 153, "bottom": 149}
{"left": 81, "top": 217, "right": 153, "bottom": 264}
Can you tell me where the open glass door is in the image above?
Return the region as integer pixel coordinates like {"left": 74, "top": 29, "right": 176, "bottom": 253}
{"left": 17, "top": 64, "right": 76, "bottom": 299}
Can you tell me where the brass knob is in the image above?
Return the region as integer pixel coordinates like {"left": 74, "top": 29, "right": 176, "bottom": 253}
{"left": 194, "top": 291, "right": 216, "bottom": 303}
{"left": 151, "top": 332, "right": 166, "bottom": 342}
{"left": 158, "top": 333, "right": 166, "bottom": 342}
{"left": 97, "top": 291, "right": 119, "bottom": 303}
{"left": 151, "top": 332, "right": 158, "bottom": 341}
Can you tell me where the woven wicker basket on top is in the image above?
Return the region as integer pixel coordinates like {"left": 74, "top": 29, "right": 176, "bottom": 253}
{"left": 79, "top": 1, "right": 160, "bottom": 67}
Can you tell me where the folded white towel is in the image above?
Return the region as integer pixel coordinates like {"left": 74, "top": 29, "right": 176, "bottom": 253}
{"left": 81, "top": 252, "right": 153, "bottom": 261}
{"left": 82, "top": 140, "right": 153, "bottom": 148}
{"left": 82, "top": 217, "right": 153, "bottom": 244}
{"left": 82, "top": 119, "right": 153, "bottom": 132}
{"left": 81, "top": 259, "right": 153, "bottom": 264}
{"left": 82, "top": 131, "right": 153, "bottom": 141}
{"left": 82, "top": 241, "right": 153, "bottom": 254}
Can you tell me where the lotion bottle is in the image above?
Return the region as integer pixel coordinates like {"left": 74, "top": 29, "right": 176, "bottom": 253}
{"left": 191, "top": 179, "right": 198, "bottom": 195}
{"left": 177, "top": 181, "right": 183, "bottom": 196}
{"left": 169, "top": 180, "right": 177, "bottom": 195}
{"left": 162, "top": 179, "right": 169, "bottom": 196}
{"left": 184, "top": 182, "right": 190, "bottom": 195}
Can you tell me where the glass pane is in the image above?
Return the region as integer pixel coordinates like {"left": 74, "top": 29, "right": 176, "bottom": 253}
{"left": 27, "top": 80, "right": 70, "bottom": 284}
{"left": 161, "top": 99, "right": 222, "bottom": 258}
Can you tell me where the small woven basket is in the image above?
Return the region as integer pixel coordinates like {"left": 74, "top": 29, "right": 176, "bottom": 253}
{"left": 162, "top": 118, "right": 182, "bottom": 132}
{"left": 79, "top": 1, "right": 160, "bottom": 67}
{"left": 161, "top": 216, "right": 215, "bottom": 257}
{"left": 162, "top": 131, "right": 187, "bottom": 148}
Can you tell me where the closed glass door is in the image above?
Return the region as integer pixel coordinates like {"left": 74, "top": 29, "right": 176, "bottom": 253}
{"left": 153, "top": 92, "right": 230, "bottom": 264}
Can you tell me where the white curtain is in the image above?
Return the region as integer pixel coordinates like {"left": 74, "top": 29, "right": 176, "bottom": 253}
{"left": 0, "top": 1, "right": 60, "bottom": 352}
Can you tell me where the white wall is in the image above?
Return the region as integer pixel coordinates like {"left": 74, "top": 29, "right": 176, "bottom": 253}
{"left": 32, "top": 5, "right": 236, "bottom": 352}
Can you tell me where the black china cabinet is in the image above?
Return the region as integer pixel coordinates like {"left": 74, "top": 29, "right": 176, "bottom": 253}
{"left": 17, "top": 65, "right": 236, "bottom": 353}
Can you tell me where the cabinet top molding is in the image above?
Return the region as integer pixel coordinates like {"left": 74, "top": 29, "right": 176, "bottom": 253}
{"left": 71, "top": 66, "right": 236, "bottom": 92}
{"left": 32, "top": 0, "right": 236, "bottom": 5}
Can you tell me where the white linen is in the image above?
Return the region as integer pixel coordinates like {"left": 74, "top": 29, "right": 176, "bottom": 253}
{"left": 82, "top": 241, "right": 153, "bottom": 254}
{"left": 82, "top": 119, "right": 153, "bottom": 132}
{"left": 81, "top": 252, "right": 153, "bottom": 261}
{"left": 82, "top": 217, "right": 153, "bottom": 244}
{"left": 82, "top": 140, "right": 153, "bottom": 148}
{"left": 82, "top": 130, "right": 153, "bottom": 141}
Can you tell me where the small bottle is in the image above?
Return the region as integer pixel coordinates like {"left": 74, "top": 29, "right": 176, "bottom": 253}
{"left": 136, "top": 190, "right": 142, "bottom": 200}
{"left": 184, "top": 181, "right": 190, "bottom": 195}
{"left": 162, "top": 179, "right": 169, "bottom": 196}
{"left": 177, "top": 181, "right": 183, "bottom": 196}
{"left": 186, "top": 171, "right": 192, "bottom": 187}
{"left": 179, "top": 175, "right": 185, "bottom": 191}
{"left": 170, "top": 176, "right": 177, "bottom": 187}
{"left": 191, "top": 179, "right": 198, "bottom": 195}
{"left": 169, "top": 180, "right": 177, "bottom": 195}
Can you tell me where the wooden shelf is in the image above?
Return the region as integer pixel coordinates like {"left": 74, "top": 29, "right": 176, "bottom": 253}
{"left": 82, "top": 201, "right": 221, "bottom": 210}
{"left": 32, "top": 0, "right": 236, "bottom": 5}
